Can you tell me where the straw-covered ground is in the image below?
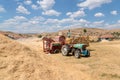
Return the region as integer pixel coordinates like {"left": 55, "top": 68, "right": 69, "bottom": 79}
{"left": 0, "top": 34, "right": 120, "bottom": 80}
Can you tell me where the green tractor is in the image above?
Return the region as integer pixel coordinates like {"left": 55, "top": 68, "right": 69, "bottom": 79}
{"left": 61, "top": 44, "right": 90, "bottom": 58}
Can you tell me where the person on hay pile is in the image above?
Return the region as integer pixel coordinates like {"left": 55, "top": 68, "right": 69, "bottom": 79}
{"left": 67, "top": 29, "right": 71, "bottom": 38}
{"left": 66, "top": 29, "right": 73, "bottom": 44}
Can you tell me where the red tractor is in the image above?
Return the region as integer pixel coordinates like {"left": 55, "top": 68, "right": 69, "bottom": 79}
{"left": 43, "top": 36, "right": 66, "bottom": 53}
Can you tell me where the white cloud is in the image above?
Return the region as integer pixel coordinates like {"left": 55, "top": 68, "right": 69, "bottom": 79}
{"left": 14, "top": 16, "right": 28, "bottom": 21}
{"left": 37, "top": 0, "right": 55, "bottom": 10}
{"left": 60, "top": 18, "right": 90, "bottom": 29}
{"left": 0, "top": 16, "right": 92, "bottom": 33}
{"left": 66, "top": 12, "right": 72, "bottom": 16}
{"left": 42, "top": 9, "right": 61, "bottom": 16}
{"left": 60, "top": 18, "right": 77, "bottom": 24}
{"left": 37, "top": 0, "right": 60, "bottom": 16}
{"left": 117, "top": 20, "right": 120, "bottom": 23}
{"left": 24, "top": 0, "right": 32, "bottom": 5}
{"left": 16, "top": 5, "right": 31, "bottom": 14}
{"left": 31, "top": 4, "right": 39, "bottom": 10}
{"left": 67, "top": 10, "right": 86, "bottom": 18}
{"left": 0, "top": 16, "right": 47, "bottom": 33}
{"left": 94, "top": 12, "right": 104, "bottom": 17}
{"left": 105, "top": 23, "right": 120, "bottom": 29}
{"left": 0, "top": 6, "right": 6, "bottom": 13}
{"left": 44, "top": 19, "right": 59, "bottom": 24}
{"left": 90, "top": 20, "right": 107, "bottom": 28}
{"left": 29, "top": 16, "right": 45, "bottom": 24}
{"left": 43, "top": 19, "right": 60, "bottom": 29}
{"left": 79, "top": 19, "right": 89, "bottom": 23}
{"left": 0, "top": 16, "right": 28, "bottom": 31}
{"left": 4, "top": 16, "right": 27, "bottom": 25}
{"left": 1, "top": 15, "right": 120, "bottom": 33}
{"left": 78, "top": 0, "right": 112, "bottom": 10}
{"left": 93, "top": 20, "right": 104, "bottom": 24}
{"left": 43, "top": 18, "right": 76, "bottom": 29}
{"left": 110, "top": 10, "right": 118, "bottom": 15}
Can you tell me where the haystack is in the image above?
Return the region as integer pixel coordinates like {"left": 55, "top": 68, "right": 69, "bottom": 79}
{"left": 0, "top": 34, "right": 66, "bottom": 80}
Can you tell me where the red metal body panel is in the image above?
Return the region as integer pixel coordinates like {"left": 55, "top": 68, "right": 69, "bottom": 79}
{"left": 42, "top": 36, "right": 65, "bottom": 53}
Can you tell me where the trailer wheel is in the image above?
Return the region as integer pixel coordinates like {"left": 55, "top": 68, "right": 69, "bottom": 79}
{"left": 74, "top": 49, "right": 81, "bottom": 58}
{"left": 61, "top": 45, "right": 70, "bottom": 56}
{"left": 54, "top": 49, "right": 60, "bottom": 53}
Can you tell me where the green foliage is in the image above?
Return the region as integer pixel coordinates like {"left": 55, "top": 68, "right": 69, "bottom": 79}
{"left": 101, "top": 73, "right": 107, "bottom": 77}
{"left": 19, "top": 34, "right": 22, "bottom": 36}
{"left": 38, "top": 34, "right": 42, "bottom": 38}
{"left": 101, "top": 73, "right": 120, "bottom": 79}
{"left": 112, "top": 32, "right": 120, "bottom": 39}
{"left": 112, "top": 32, "right": 120, "bottom": 36}
{"left": 111, "top": 74, "right": 120, "bottom": 78}
{"left": 83, "top": 29, "right": 87, "bottom": 33}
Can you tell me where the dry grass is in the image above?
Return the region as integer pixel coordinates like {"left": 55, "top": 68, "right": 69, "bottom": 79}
{"left": 0, "top": 34, "right": 120, "bottom": 80}
{"left": 0, "top": 34, "right": 91, "bottom": 80}
{"left": 18, "top": 38, "right": 120, "bottom": 80}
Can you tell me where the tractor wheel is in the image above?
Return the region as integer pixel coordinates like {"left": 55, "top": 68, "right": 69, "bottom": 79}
{"left": 74, "top": 49, "right": 81, "bottom": 58}
{"left": 54, "top": 49, "right": 60, "bottom": 53}
{"left": 61, "top": 45, "right": 70, "bottom": 56}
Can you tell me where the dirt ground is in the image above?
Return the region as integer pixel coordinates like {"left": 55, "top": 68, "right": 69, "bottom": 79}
{"left": 17, "top": 38, "right": 120, "bottom": 80}
{"left": 0, "top": 34, "right": 120, "bottom": 80}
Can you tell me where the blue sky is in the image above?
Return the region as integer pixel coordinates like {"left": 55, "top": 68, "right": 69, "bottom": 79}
{"left": 0, "top": 0, "right": 120, "bottom": 33}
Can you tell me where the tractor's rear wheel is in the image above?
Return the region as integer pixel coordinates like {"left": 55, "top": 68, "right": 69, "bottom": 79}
{"left": 74, "top": 49, "right": 81, "bottom": 58}
{"left": 61, "top": 45, "right": 70, "bottom": 56}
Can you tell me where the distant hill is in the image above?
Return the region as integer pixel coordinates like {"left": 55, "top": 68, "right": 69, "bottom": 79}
{"left": 1, "top": 28, "right": 120, "bottom": 38}
{"left": 59, "top": 28, "right": 107, "bottom": 36}
{"left": 109, "top": 29, "right": 120, "bottom": 33}
{"left": 48, "top": 28, "right": 120, "bottom": 37}
{"left": 0, "top": 31, "right": 33, "bottom": 39}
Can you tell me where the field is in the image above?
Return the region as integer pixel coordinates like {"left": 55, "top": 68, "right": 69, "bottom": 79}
{"left": 18, "top": 38, "right": 120, "bottom": 80}
{"left": 0, "top": 34, "right": 120, "bottom": 80}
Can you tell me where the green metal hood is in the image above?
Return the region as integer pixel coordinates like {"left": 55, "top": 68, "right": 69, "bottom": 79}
{"left": 73, "top": 44, "right": 86, "bottom": 49}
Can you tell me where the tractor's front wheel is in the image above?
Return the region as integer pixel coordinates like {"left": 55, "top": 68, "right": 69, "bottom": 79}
{"left": 86, "top": 50, "right": 90, "bottom": 57}
{"left": 61, "top": 45, "right": 70, "bottom": 56}
{"left": 74, "top": 49, "right": 81, "bottom": 58}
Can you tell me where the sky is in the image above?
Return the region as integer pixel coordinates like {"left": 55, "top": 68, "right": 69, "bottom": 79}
{"left": 0, "top": 0, "right": 120, "bottom": 33}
